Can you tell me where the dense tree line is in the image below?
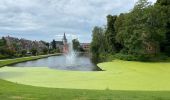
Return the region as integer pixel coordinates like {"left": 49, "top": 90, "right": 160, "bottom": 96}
{"left": 91, "top": 0, "right": 170, "bottom": 62}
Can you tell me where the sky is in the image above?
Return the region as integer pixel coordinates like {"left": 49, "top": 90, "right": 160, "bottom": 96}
{"left": 0, "top": 0, "right": 157, "bottom": 43}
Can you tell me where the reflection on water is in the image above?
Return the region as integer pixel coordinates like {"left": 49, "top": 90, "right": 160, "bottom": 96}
{"left": 12, "top": 54, "right": 101, "bottom": 71}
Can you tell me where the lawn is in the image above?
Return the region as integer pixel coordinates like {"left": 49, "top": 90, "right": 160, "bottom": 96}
{"left": 1, "top": 79, "right": 170, "bottom": 100}
{"left": 1, "top": 57, "right": 170, "bottom": 99}
{"left": 1, "top": 60, "right": 170, "bottom": 90}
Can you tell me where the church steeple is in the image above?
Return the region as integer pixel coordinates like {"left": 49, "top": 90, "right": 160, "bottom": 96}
{"left": 63, "top": 33, "right": 67, "bottom": 44}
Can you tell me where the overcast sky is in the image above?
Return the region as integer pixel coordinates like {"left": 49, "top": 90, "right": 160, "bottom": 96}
{"left": 0, "top": 0, "right": 156, "bottom": 43}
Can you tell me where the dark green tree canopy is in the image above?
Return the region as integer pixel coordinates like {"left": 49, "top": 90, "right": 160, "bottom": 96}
{"left": 156, "top": 0, "right": 170, "bottom": 5}
{"left": 91, "top": 0, "right": 170, "bottom": 62}
{"left": 72, "top": 39, "right": 81, "bottom": 51}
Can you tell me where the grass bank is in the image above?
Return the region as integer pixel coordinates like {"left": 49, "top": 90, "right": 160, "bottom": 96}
{"left": 1, "top": 57, "right": 170, "bottom": 99}
{"left": 1, "top": 60, "right": 170, "bottom": 90}
{"left": 1, "top": 79, "right": 170, "bottom": 100}
{"left": 0, "top": 53, "right": 61, "bottom": 67}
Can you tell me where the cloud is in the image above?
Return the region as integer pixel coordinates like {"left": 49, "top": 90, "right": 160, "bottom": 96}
{"left": 0, "top": 0, "right": 157, "bottom": 42}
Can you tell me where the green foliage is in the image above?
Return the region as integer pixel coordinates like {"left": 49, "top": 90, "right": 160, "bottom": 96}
{"left": 42, "top": 48, "right": 48, "bottom": 54}
{"left": 0, "top": 48, "right": 16, "bottom": 56}
{"left": 31, "top": 48, "right": 38, "bottom": 56}
{"left": 156, "top": 0, "right": 170, "bottom": 5}
{"left": 49, "top": 48, "right": 60, "bottom": 54}
{"left": 91, "top": 0, "right": 170, "bottom": 62}
{"left": 72, "top": 39, "right": 81, "bottom": 51}
{"left": 116, "top": 0, "right": 164, "bottom": 55}
{"left": 0, "top": 38, "right": 18, "bottom": 59}
{"left": 0, "top": 37, "right": 6, "bottom": 47}
{"left": 51, "top": 39, "right": 57, "bottom": 49}
{"left": 91, "top": 26, "right": 106, "bottom": 62}
{"left": 165, "top": 46, "right": 170, "bottom": 56}
{"left": 114, "top": 53, "right": 139, "bottom": 61}
{"left": 114, "top": 53, "right": 168, "bottom": 61}
{"left": 156, "top": 0, "right": 170, "bottom": 56}
{"left": 134, "top": 0, "right": 151, "bottom": 10}
{"left": 0, "top": 54, "right": 9, "bottom": 59}
{"left": 105, "top": 15, "right": 119, "bottom": 53}
{"left": 21, "top": 50, "right": 27, "bottom": 56}
{"left": 98, "top": 53, "right": 115, "bottom": 62}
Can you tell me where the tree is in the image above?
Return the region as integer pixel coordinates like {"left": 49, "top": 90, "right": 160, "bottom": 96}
{"left": 0, "top": 37, "right": 6, "bottom": 47}
{"left": 42, "top": 48, "right": 48, "bottom": 54}
{"left": 156, "top": 0, "right": 170, "bottom": 56}
{"left": 51, "top": 39, "right": 56, "bottom": 49}
{"left": 90, "top": 26, "right": 106, "bottom": 62}
{"left": 21, "top": 50, "right": 27, "bottom": 56}
{"left": 156, "top": 0, "right": 170, "bottom": 5}
{"left": 134, "top": 0, "right": 151, "bottom": 10}
{"left": 105, "top": 15, "right": 117, "bottom": 53}
{"left": 31, "top": 48, "right": 37, "bottom": 56}
{"left": 90, "top": 0, "right": 170, "bottom": 61}
{"left": 115, "top": 0, "right": 164, "bottom": 55}
{"left": 72, "top": 39, "right": 81, "bottom": 51}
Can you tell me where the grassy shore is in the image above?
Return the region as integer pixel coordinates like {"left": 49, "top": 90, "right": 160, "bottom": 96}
{"left": 1, "top": 60, "right": 170, "bottom": 90}
{"left": 0, "top": 53, "right": 60, "bottom": 67}
{"left": 1, "top": 56, "right": 170, "bottom": 99}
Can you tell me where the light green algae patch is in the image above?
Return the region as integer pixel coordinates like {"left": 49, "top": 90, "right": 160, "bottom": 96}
{"left": 0, "top": 60, "right": 170, "bottom": 90}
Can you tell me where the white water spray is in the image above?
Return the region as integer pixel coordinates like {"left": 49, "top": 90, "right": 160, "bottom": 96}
{"left": 65, "top": 34, "right": 77, "bottom": 66}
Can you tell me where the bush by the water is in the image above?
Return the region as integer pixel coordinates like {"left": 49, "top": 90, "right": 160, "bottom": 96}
{"left": 165, "top": 46, "right": 170, "bottom": 56}
{"left": 113, "top": 53, "right": 168, "bottom": 62}
{"left": 0, "top": 54, "right": 9, "bottom": 59}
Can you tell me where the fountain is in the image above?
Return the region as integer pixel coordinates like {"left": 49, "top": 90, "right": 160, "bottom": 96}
{"left": 11, "top": 33, "right": 101, "bottom": 71}
{"left": 9, "top": 33, "right": 100, "bottom": 71}
{"left": 63, "top": 34, "right": 77, "bottom": 67}
{"left": 65, "top": 40, "right": 77, "bottom": 66}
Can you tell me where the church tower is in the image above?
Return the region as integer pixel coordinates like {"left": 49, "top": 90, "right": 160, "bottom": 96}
{"left": 63, "top": 33, "right": 68, "bottom": 53}
{"left": 63, "top": 33, "right": 67, "bottom": 45}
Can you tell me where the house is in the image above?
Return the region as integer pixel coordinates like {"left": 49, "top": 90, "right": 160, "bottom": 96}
{"left": 80, "top": 43, "right": 90, "bottom": 52}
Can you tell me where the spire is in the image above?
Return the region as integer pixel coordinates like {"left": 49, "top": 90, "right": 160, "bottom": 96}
{"left": 63, "top": 33, "right": 66, "bottom": 40}
{"left": 63, "top": 33, "right": 67, "bottom": 44}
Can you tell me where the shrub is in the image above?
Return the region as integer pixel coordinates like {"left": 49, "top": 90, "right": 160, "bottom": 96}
{"left": 114, "top": 53, "right": 168, "bottom": 62}
{"left": 30, "top": 48, "right": 38, "bottom": 56}
{"left": 42, "top": 48, "right": 48, "bottom": 54}
{"left": 21, "top": 50, "right": 27, "bottom": 56}
{"left": 114, "top": 53, "right": 138, "bottom": 61}
{"left": 165, "top": 46, "right": 170, "bottom": 56}
{"left": 0, "top": 54, "right": 8, "bottom": 59}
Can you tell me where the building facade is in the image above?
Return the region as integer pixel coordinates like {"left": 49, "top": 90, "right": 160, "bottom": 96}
{"left": 3, "top": 36, "right": 48, "bottom": 55}
{"left": 80, "top": 43, "right": 90, "bottom": 52}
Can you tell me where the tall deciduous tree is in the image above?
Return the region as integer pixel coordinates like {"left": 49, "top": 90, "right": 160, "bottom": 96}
{"left": 90, "top": 26, "right": 106, "bottom": 61}
{"left": 105, "top": 15, "right": 118, "bottom": 53}
{"left": 91, "top": 0, "right": 170, "bottom": 62}
{"left": 156, "top": 0, "right": 170, "bottom": 56}
{"left": 72, "top": 39, "right": 81, "bottom": 51}
{"left": 115, "top": 0, "right": 164, "bottom": 55}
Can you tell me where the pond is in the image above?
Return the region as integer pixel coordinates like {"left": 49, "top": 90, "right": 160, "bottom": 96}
{"left": 11, "top": 53, "right": 101, "bottom": 71}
